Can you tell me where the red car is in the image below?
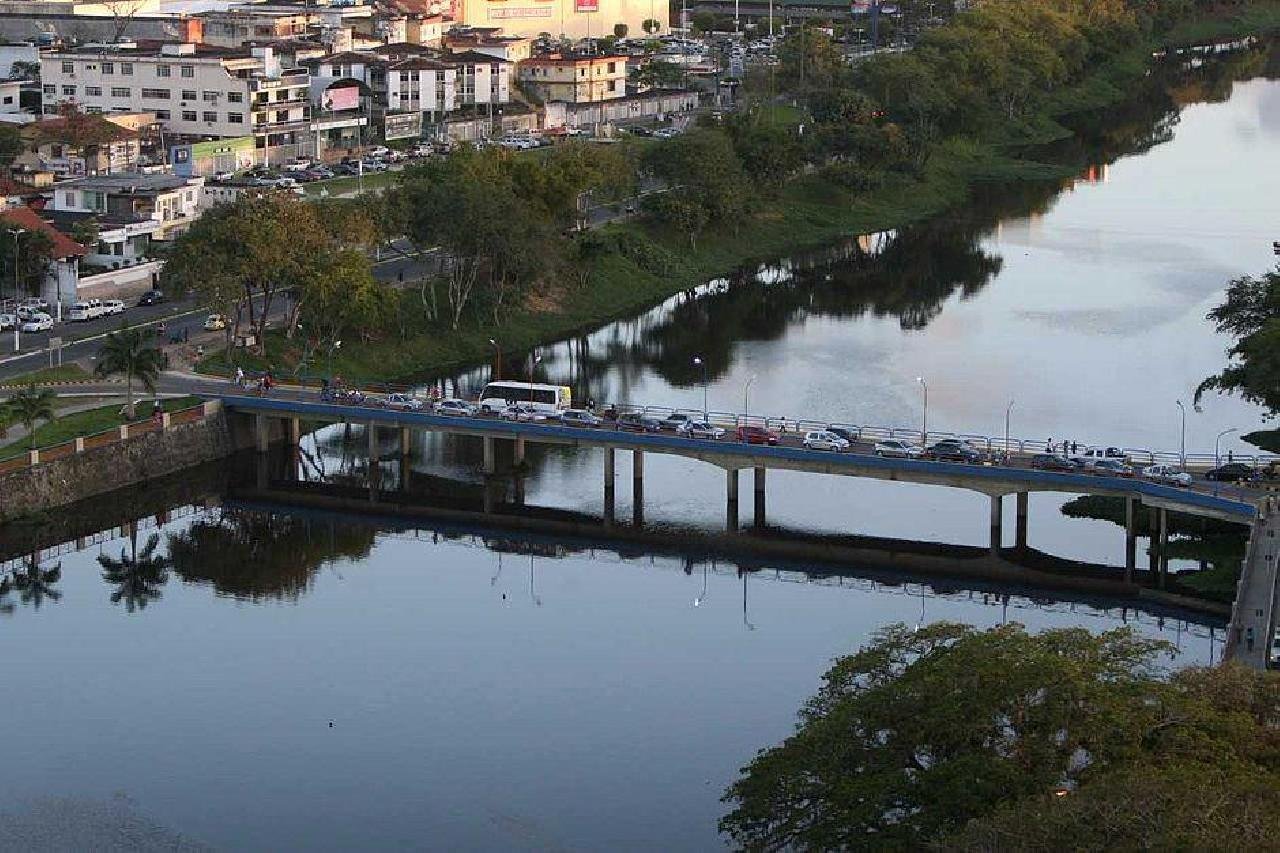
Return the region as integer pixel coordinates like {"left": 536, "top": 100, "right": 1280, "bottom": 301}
{"left": 737, "top": 425, "right": 780, "bottom": 445}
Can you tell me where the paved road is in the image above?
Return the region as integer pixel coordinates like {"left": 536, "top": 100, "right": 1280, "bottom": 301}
{"left": 1227, "top": 506, "right": 1280, "bottom": 668}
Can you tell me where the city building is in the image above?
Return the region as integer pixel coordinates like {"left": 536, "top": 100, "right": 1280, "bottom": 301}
{"left": 386, "top": 56, "right": 456, "bottom": 118}
{"left": 443, "top": 31, "right": 531, "bottom": 64}
{"left": 450, "top": 0, "right": 668, "bottom": 41}
{"left": 42, "top": 208, "right": 160, "bottom": 269}
{"left": 48, "top": 171, "right": 204, "bottom": 240}
{"left": 0, "top": 202, "right": 84, "bottom": 310}
{"left": 446, "top": 50, "right": 509, "bottom": 107}
{"left": 518, "top": 52, "right": 627, "bottom": 104}
{"left": 18, "top": 112, "right": 142, "bottom": 175}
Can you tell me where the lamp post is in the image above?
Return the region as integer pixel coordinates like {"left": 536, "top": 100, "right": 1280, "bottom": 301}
{"left": 528, "top": 351, "right": 542, "bottom": 406}
{"left": 1004, "top": 400, "right": 1015, "bottom": 463}
{"left": 1215, "top": 427, "right": 1237, "bottom": 467}
{"left": 328, "top": 339, "right": 342, "bottom": 384}
{"left": 693, "top": 355, "right": 708, "bottom": 422}
{"left": 916, "top": 376, "right": 928, "bottom": 449}
{"left": 1175, "top": 399, "right": 1187, "bottom": 471}
{"left": 741, "top": 373, "right": 757, "bottom": 440}
{"left": 693, "top": 562, "right": 708, "bottom": 607}
{"left": 489, "top": 338, "right": 501, "bottom": 379}
{"left": 10, "top": 228, "right": 24, "bottom": 352}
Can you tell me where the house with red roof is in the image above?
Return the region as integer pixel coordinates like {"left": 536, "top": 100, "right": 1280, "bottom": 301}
{"left": 0, "top": 204, "right": 86, "bottom": 312}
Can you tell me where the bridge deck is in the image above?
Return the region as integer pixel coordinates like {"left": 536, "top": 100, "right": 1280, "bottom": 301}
{"left": 1226, "top": 502, "right": 1279, "bottom": 668}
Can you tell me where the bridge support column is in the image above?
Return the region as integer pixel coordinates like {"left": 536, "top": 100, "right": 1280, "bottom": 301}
{"left": 254, "top": 414, "right": 269, "bottom": 454}
{"left": 514, "top": 437, "right": 526, "bottom": 467}
{"left": 1124, "top": 498, "right": 1137, "bottom": 583}
{"left": 367, "top": 423, "right": 379, "bottom": 501}
{"left": 632, "top": 450, "right": 644, "bottom": 527}
{"left": 483, "top": 437, "right": 496, "bottom": 476}
{"left": 399, "top": 426, "right": 411, "bottom": 458}
{"left": 1158, "top": 508, "right": 1169, "bottom": 588}
{"left": 1148, "top": 507, "right": 1160, "bottom": 581}
{"left": 726, "top": 468, "right": 739, "bottom": 532}
{"left": 604, "top": 448, "right": 616, "bottom": 525}
{"left": 753, "top": 467, "right": 766, "bottom": 528}
{"left": 287, "top": 417, "right": 300, "bottom": 447}
{"left": 1015, "top": 491, "right": 1028, "bottom": 551}
{"left": 989, "top": 495, "right": 1003, "bottom": 555}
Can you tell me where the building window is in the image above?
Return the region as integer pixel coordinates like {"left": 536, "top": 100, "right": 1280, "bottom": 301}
{"left": 157, "top": 64, "right": 171, "bottom": 77}
{"left": 227, "top": 91, "right": 243, "bottom": 103}
{"left": 274, "top": 110, "right": 288, "bottom": 122}
{"left": 608, "top": 62, "right": 616, "bottom": 73}
{"left": 61, "top": 85, "right": 76, "bottom": 96}
{"left": 102, "top": 62, "right": 114, "bottom": 74}
{"left": 110, "top": 87, "right": 130, "bottom": 97}
{"left": 182, "top": 110, "right": 197, "bottom": 121}
{"left": 61, "top": 61, "right": 73, "bottom": 73}
{"left": 155, "top": 109, "right": 170, "bottom": 119}
{"left": 42, "top": 84, "right": 54, "bottom": 95}
{"left": 85, "top": 86, "right": 102, "bottom": 96}
{"left": 121, "top": 62, "right": 133, "bottom": 75}
{"left": 141, "top": 88, "right": 170, "bottom": 99}
{"left": 228, "top": 112, "right": 243, "bottom": 123}
{"left": 202, "top": 111, "right": 217, "bottom": 122}
{"left": 181, "top": 89, "right": 197, "bottom": 101}
{"left": 202, "top": 90, "right": 218, "bottom": 102}
{"left": 180, "top": 65, "right": 194, "bottom": 78}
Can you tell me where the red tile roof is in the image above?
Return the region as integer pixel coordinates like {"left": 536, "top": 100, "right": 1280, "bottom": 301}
{"left": 0, "top": 205, "right": 88, "bottom": 258}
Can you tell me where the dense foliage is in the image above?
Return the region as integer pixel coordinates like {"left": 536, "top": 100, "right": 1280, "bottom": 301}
{"left": 720, "top": 622, "right": 1280, "bottom": 851}
{"left": 1197, "top": 263, "right": 1280, "bottom": 418}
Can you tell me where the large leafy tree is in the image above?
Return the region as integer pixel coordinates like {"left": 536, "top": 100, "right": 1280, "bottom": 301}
{"left": 720, "top": 622, "right": 1280, "bottom": 850}
{"left": 1196, "top": 264, "right": 1280, "bottom": 417}
{"left": 94, "top": 323, "right": 164, "bottom": 419}
{"left": 4, "top": 382, "right": 56, "bottom": 448}
{"left": 642, "top": 128, "right": 751, "bottom": 243}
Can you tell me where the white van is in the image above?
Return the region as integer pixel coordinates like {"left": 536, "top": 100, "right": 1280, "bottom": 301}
{"left": 101, "top": 299, "right": 125, "bottom": 316}
{"left": 67, "top": 302, "right": 95, "bottom": 322}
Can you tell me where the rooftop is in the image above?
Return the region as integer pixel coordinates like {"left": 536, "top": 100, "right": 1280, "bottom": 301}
{"left": 58, "top": 172, "right": 200, "bottom": 194}
{"left": 0, "top": 204, "right": 86, "bottom": 258}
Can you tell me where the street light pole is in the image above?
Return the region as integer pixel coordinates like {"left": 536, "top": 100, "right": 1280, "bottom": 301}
{"left": 742, "top": 373, "right": 757, "bottom": 440}
{"left": 1215, "top": 427, "right": 1237, "bottom": 466}
{"left": 488, "top": 338, "right": 501, "bottom": 379}
{"left": 1175, "top": 399, "right": 1187, "bottom": 471}
{"left": 1004, "top": 400, "right": 1015, "bottom": 462}
{"left": 328, "top": 339, "right": 342, "bottom": 383}
{"left": 693, "top": 355, "right": 707, "bottom": 422}
{"left": 528, "top": 352, "right": 542, "bottom": 407}
{"left": 11, "top": 228, "right": 24, "bottom": 353}
{"left": 916, "top": 376, "right": 928, "bottom": 448}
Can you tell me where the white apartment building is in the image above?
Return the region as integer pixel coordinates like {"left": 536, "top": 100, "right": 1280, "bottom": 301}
{"left": 447, "top": 51, "right": 509, "bottom": 107}
{"left": 49, "top": 171, "right": 205, "bottom": 240}
{"left": 386, "top": 58, "right": 456, "bottom": 116}
{"left": 40, "top": 43, "right": 313, "bottom": 163}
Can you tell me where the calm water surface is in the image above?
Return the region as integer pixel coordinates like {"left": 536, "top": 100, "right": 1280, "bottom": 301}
{"left": 1, "top": 52, "right": 1274, "bottom": 851}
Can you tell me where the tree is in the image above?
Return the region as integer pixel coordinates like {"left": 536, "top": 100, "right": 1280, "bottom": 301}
{"left": 0, "top": 124, "right": 22, "bottom": 173}
{"left": 8, "top": 60, "right": 40, "bottom": 81}
{"left": 778, "top": 27, "right": 844, "bottom": 90}
{"left": 720, "top": 622, "right": 1280, "bottom": 851}
{"left": 4, "top": 382, "right": 56, "bottom": 448}
{"left": 642, "top": 128, "right": 751, "bottom": 241}
{"left": 633, "top": 59, "right": 686, "bottom": 90}
{"left": 613, "top": 23, "right": 628, "bottom": 39}
{"left": 9, "top": 557, "right": 61, "bottom": 610}
{"left": 1196, "top": 264, "right": 1280, "bottom": 417}
{"left": 0, "top": 227, "right": 54, "bottom": 299}
{"left": 98, "top": 530, "right": 170, "bottom": 613}
{"left": 70, "top": 217, "right": 100, "bottom": 250}
{"left": 94, "top": 323, "right": 164, "bottom": 419}
{"left": 642, "top": 18, "right": 661, "bottom": 35}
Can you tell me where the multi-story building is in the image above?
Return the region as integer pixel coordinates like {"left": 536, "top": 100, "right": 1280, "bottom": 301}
{"left": 40, "top": 42, "right": 315, "bottom": 163}
{"left": 517, "top": 53, "right": 627, "bottom": 104}
{"left": 48, "top": 171, "right": 205, "bottom": 240}
{"left": 451, "top": 0, "right": 667, "bottom": 41}
{"left": 446, "top": 50, "right": 509, "bottom": 107}
{"left": 18, "top": 112, "right": 142, "bottom": 175}
{"left": 198, "top": 1, "right": 375, "bottom": 49}
{"left": 386, "top": 57, "right": 455, "bottom": 117}
{"left": 443, "top": 31, "right": 531, "bottom": 64}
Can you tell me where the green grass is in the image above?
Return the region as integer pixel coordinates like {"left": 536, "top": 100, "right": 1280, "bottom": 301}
{"left": 0, "top": 364, "right": 93, "bottom": 387}
{"left": 0, "top": 396, "right": 200, "bottom": 460}
{"left": 304, "top": 170, "right": 399, "bottom": 197}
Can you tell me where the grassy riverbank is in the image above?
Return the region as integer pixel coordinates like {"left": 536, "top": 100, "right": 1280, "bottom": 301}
{"left": 0, "top": 396, "right": 200, "bottom": 460}
{"left": 206, "top": 5, "right": 1280, "bottom": 386}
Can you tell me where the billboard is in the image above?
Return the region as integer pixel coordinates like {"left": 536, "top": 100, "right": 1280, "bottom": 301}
{"left": 169, "top": 136, "right": 255, "bottom": 176}
{"left": 384, "top": 111, "right": 423, "bottom": 141}
{"left": 323, "top": 86, "right": 360, "bottom": 113}
{"left": 575, "top": 0, "right": 597, "bottom": 10}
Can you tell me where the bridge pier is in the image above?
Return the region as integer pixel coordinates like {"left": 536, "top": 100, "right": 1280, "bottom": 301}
{"left": 367, "top": 423, "right": 380, "bottom": 501}
{"left": 1148, "top": 507, "right": 1160, "bottom": 581}
{"left": 287, "top": 417, "right": 301, "bottom": 447}
{"left": 254, "top": 414, "right": 270, "bottom": 454}
{"left": 633, "top": 450, "right": 644, "bottom": 527}
{"left": 514, "top": 437, "right": 526, "bottom": 467}
{"left": 754, "top": 467, "right": 766, "bottom": 528}
{"left": 1124, "top": 497, "right": 1137, "bottom": 583}
{"left": 399, "top": 426, "right": 411, "bottom": 458}
{"left": 989, "top": 495, "right": 1003, "bottom": 555}
{"left": 483, "top": 437, "right": 496, "bottom": 476}
{"left": 1158, "top": 507, "right": 1169, "bottom": 588}
{"left": 726, "top": 468, "right": 739, "bottom": 531}
{"left": 604, "top": 448, "right": 616, "bottom": 525}
{"left": 1015, "top": 491, "right": 1028, "bottom": 551}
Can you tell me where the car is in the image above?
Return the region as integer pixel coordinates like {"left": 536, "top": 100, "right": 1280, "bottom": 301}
{"left": 1271, "top": 629, "right": 1280, "bottom": 669}
{"left": 333, "top": 162, "right": 360, "bottom": 176}
{"left": 1142, "top": 463, "right": 1192, "bottom": 487}
{"left": 927, "top": 440, "right": 985, "bottom": 463}
{"left": 500, "top": 403, "right": 548, "bottom": 422}
{"left": 20, "top": 314, "right": 53, "bottom": 332}
{"left": 17, "top": 304, "right": 52, "bottom": 322}
{"left": 617, "top": 412, "right": 664, "bottom": 432}
{"left": 382, "top": 393, "right": 425, "bottom": 412}
{"left": 0, "top": 313, "right": 14, "bottom": 330}
{"left": 1089, "top": 458, "right": 1134, "bottom": 477}
{"left": 367, "top": 145, "right": 391, "bottom": 158}
{"left": 137, "top": 289, "right": 166, "bottom": 306}
{"left": 1031, "top": 453, "right": 1081, "bottom": 472}
{"left": 434, "top": 398, "right": 475, "bottom": 417}
{"left": 18, "top": 297, "right": 49, "bottom": 313}
{"left": 804, "top": 430, "right": 851, "bottom": 452}
{"left": 826, "top": 426, "right": 859, "bottom": 444}
{"left": 736, "top": 425, "right": 779, "bottom": 445}
{"left": 282, "top": 161, "right": 310, "bottom": 173}
{"left": 203, "top": 314, "right": 227, "bottom": 331}
{"left": 210, "top": 170, "right": 235, "bottom": 182}
{"left": 662, "top": 412, "right": 697, "bottom": 431}
{"left": 1205, "top": 462, "right": 1258, "bottom": 482}
{"left": 874, "top": 439, "right": 923, "bottom": 458}
{"left": 559, "top": 408, "right": 602, "bottom": 427}
{"left": 677, "top": 420, "right": 726, "bottom": 439}
{"left": 66, "top": 302, "right": 99, "bottom": 322}
{"left": 101, "top": 299, "right": 125, "bottom": 316}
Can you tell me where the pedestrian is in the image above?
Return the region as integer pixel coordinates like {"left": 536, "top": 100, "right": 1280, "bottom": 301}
{"left": 1246, "top": 626, "right": 1255, "bottom": 651}
{"left": 183, "top": 327, "right": 190, "bottom": 343}
{"left": 1071, "top": 441, "right": 1078, "bottom": 455}
{"left": 234, "top": 366, "right": 245, "bottom": 387}
{"left": 1046, "top": 437, "right": 1053, "bottom": 453}
{"left": 1228, "top": 450, "right": 1234, "bottom": 463}
{"left": 151, "top": 406, "right": 163, "bottom": 430}
{"left": 398, "top": 270, "right": 404, "bottom": 283}
{"left": 587, "top": 396, "right": 595, "bottom": 412}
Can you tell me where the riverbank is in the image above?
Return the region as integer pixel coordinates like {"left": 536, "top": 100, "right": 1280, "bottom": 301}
{"left": 206, "top": 7, "right": 1280, "bottom": 386}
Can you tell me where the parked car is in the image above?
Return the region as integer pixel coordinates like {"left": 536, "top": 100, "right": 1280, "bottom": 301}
{"left": 804, "top": 430, "right": 850, "bottom": 452}
{"left": 101, "top": 299, "right": 125, "bottom": 316}
{"left": 927, "top": 440, "right": 985, "bottom": 463}
{"left": 874, "top": 439, "right": 922, "bottom": 458}
{"left": 210, "top": 170, "right": 235, "bottom": 182}
{"left": 1090, "top": 458, "right": 1134, "bottom": 477}
{"left": 20, "top": 313, "right": 53, "bottom": 332}
{"left": 617, "top": 412, "right": 664, "bottom": 432}
{"left": 559, "top": 408, "right": 602, "bottom": 427}
{"left": 67, "top": 301, "right": 101, "bottom": 322}
{"left": 500, "top": 403, "right": 547, "bottom": 423}
{"left": 677, "top": 420, "right": 726, "bottom": 439}
{"left": 826, "top": 425, "right": 859, "bottom": 444}
{"left": 1205, "top": 462, "right": 1258, "bottom": 482}
{"left": 1270, "top": 628, "right": 1280, "bottom": 669}
{"left": 382, "top": 393, "right": 425, "bottom": 412}
{"left": 366, "top": 145, "right": 391, "bottom": 158}
{"left": 137, "top": 289, "right": 166, "bottom": 306}
{"left": 203, "top": 314, "right": 227, "bottom": 331}
{"left": 17, "top": 304, "right": 52, "bottom": 321}
{"left": 736, "top": 425, "right": 779, "bottom": 445}
{"left": 0, "top": 312, "right": 14, "bottom": 330}
{"left": 1142, "top": 463, "right": 1192, "bottom": 487}
{"left": 18, "top": 297, "right": 49, "bottom": 313}
{"left": 434, "top": 398, "right": 475, "bottom": 417}
{"left": 1031, "top": 453, "right": 1081, "bottom": 472}
{"left": 662, "top": 412, "right": 696, "bottom": 431}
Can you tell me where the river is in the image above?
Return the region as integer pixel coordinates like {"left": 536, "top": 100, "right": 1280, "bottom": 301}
{"left": 0, "top": 44, "right": 1275, "bottom": 851}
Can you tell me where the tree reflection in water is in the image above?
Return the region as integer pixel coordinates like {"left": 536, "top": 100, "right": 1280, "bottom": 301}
{"left": 98, "top": 531, "right": 171, "bottom": 613}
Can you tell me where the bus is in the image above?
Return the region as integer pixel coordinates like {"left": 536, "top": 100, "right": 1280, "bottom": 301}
{"left": 478, "top": 381, "right": 572, "bottom": 415}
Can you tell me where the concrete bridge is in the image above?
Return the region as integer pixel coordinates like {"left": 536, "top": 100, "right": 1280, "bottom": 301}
{"left": 220, "top": 395, "right": 1260, "bottom": 589}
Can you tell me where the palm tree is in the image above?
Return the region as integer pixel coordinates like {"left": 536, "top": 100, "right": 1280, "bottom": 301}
{"left": 94, "top": 323, "right": 165, "bottom": 419}
{"left": 5, "top": 382, "right": 56, "bottom": 448}
{"left": 98, "top": 530, "right": 170, "bottom": 613}
{"left": 11, "top": 556, "right": 61, "bottom": 609}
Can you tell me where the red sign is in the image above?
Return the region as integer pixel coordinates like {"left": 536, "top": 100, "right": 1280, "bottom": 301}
{"left": 324, "top": 86, "right": 360, "bottom": 112}
{"left": 575, "top": 0, "right": 598, "bottom": 11}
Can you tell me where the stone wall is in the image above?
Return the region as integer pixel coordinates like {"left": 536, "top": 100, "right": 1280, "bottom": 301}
{"left": 0, "top": 408, "right": 257, "bottom": 524}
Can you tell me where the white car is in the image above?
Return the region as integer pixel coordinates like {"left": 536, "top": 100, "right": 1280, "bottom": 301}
{"left": 0, "top": 313, "right": 14, "bottom": 330}
{"left": 203, "top": 314, "right": 227, "bottom": 331}
{"left": 20, "top": 313, "right": 54, "bottom": 332}
{"left": 101, "top": 299, "right": 125, "bottom": 316}
{"left": 18, "top": 297, "right": 49, "bottom": 313}
{"left": 1142, "top": 463, "right": 1192, "bottom": 487}
{"left": 500, "top": 403, "right": 547, "bottom": 423}
{"left": 211, "top": 170, "right": 235, "bottom": 182}
{"left": 434, "top": 398, "right": 475, "bottom": 417}
{"left": 382, "top": 393, "right": 425, "bottom": 412}
{"left": 804, "top": 430, "right": 850, "bottom": 452}
{"left": 677, "top": 420, "right": 726, "bottom": 439}
{"left": 874, "top": 439, "right": 922, "bottom": 459}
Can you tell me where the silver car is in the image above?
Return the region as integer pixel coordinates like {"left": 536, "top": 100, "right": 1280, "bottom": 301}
{"left": 804, "top": 430, "right": 850, "bottom": 452}
{"left": 874, "top": 439, "right": 922, "bottom": 458}
{"left": 677, "top": 420, "right": 726, "bottom": 439}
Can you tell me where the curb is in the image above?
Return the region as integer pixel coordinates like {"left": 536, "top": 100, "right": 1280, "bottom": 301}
{"left": 0, "top": 379, "right": 124, "bottom": 390}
